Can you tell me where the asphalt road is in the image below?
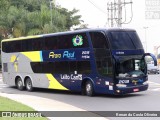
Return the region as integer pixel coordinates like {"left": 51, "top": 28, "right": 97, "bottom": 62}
{"left": 0, "top": 74, "right": 160, "bottom": 119}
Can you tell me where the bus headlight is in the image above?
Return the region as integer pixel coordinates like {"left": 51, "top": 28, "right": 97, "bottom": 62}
{"left": 143, "top": 81, "right": 148, "bottom": 85}
{"left": 116, "top": 84, "right": 127, "bottom": 88}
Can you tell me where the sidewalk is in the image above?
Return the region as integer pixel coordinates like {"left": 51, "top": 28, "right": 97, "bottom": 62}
{"left": 0, "top": 92, "right": 108, "bottom": 120}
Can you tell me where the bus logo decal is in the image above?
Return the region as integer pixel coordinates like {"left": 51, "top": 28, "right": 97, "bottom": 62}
{"left": 60, "top": 74, "right": 82, "bottom": 80}
{"left": 10, "top": 54, "right": 19, "bottom": 72}
{"left": 132, "top": 80, "right": 138, "bottom": 85}
{"left": 72, "top": 35, "right": 83, "bottom": 46}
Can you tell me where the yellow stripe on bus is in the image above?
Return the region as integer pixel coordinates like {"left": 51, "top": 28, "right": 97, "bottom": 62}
{"left": 46, "top": 74, "right": 69, "bottom": 90}
{"left": 21, "top": 51, "right": 41, "bottom": 61}
{"left": 1, "top": 35, "right": 42, "bottom": 42}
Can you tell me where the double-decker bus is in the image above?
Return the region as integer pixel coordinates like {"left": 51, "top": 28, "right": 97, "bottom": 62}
{"left": 1, "top": 28, "right": 157, "bottom": 96}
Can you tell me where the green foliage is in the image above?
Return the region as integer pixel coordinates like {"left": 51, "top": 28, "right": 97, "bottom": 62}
{"left": 0, "top": 0, "right": 84, "bottom": 39}
{"left": 0, "top": 96, "right": 47, "bottom": 120}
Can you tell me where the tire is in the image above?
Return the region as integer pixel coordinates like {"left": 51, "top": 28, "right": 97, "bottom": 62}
{"left": 85, "top": 81, "right": 94, "bottom": 96}
{"left": 16, "top": 77, "right": 24, "bottom": 90}
{"left": 25, "top": 78, "right": 33, "bottom": 92}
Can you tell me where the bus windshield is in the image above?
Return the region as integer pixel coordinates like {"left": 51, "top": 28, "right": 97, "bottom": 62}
{"left": 110, "top": 31, "right": 143, "bottom": 50}
{"left": 116, "top": 55, "right": 146, "bottom": 78}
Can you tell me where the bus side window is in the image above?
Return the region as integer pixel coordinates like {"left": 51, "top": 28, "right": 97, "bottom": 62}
{"left": 77, "top": 61, "right": 91, "bottom": 74}
{"left": 90, "top": 32, "right": 109, "bottom": 49}
{"left": 55, "top": 62, "right": 69, "bottom": 74}
{"left": 22, "top": 40, "right": 32, "bottom": 52}
{"left": 11, "top": 41, "right": 22, "bottom": 52}
{"left": 2, "top": 42, "right": 10, "bottom": 53}
{"left": 69, "top": 61, "right": 77, "bottom": 73}
{"left": 58, "top": 35, "right": 71, "bottom": 49}
{"left": 45, "top": 36, "right": 58, "bottom": 50}
{"left": 32, "top": 38, "right": 44, "bottom": 51}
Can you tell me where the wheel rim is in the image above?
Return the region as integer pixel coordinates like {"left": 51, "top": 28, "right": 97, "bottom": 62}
{"left": 26, "top": 80, "right": 32, "bottom": 90}
{"left": 86, "top": 83, "right": 91, "bottom": 94}
{"left": 18, "top": 80, "right": 22, "bottom": 88}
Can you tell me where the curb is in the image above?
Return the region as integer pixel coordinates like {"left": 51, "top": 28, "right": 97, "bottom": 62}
{"left": 0, "top": 92, "right": 108, "bottom": 120}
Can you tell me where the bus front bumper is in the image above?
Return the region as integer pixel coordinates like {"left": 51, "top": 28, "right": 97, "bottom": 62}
{"left": 114, "top": 84, "right": 149, "bottom": 95}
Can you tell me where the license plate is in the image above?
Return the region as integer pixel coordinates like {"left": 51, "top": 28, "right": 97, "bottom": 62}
{"left": 133, "top": 88, "right": 139, "bottom": 92}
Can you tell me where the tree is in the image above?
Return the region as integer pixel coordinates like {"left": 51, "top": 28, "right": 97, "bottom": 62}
{"left": 0, "top": 0, "right": 10, "bottom": 39}
{"left": 0, "top": 0, "right": 83, "bottom": 39}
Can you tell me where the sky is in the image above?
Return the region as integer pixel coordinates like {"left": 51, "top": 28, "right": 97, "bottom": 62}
{"left": 56, "top": 0, "right": 160, "bottom": 54}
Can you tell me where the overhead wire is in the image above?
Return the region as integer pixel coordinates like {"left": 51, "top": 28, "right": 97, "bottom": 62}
{"left": 87, "top": 0, "right": 108, "bottom": 14}
{"left": 107, "top": 0, "right": 133, "bottom": 26}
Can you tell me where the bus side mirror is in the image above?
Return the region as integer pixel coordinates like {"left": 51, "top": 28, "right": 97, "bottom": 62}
{"left": 144, "top": 53, "right": 157, "bottom": 66}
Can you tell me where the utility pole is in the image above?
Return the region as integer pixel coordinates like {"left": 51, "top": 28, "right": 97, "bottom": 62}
{"left": 107, "top": 2, "right": 114, "bottom": 27}
{"left": 107, "top": 0, "right": 133, "bottom": 27}
{"left": 143, "top": 26, "right": 148, "bottom": 52}
{"left": 117, "top": 0, "right": 122, "bottom": 27}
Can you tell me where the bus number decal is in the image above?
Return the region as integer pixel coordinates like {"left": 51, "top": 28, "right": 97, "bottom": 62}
{"left": 119, "top": 80, "right": 129, "bottom": 84}
{"left": 116, "top": 51, "right": 125, "bottom": 55}
{"left": 82, "top": 51, "right": 90, "bottom": 59}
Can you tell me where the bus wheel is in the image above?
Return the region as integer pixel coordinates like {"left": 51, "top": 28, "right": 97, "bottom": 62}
{"left": 16, "top": 77, "right": 24, "bottom": 90}
{"left": 25, "top": 78, "right": 33, "bottom": 92}
{"left": 85, "top": 81, "right": 94, "bottom": 96}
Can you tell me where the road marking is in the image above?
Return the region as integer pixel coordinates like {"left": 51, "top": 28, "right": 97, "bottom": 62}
{"left": 0, "top": 84, "right": 9, "bottom": 87}
{"left": 148, "top": 81, "right": 160, "bottom": 91}
{"left": 152, "top": 88, "right": 160, "bottom": 91}
{"left": 148, "top": 81, "right": 160, "bottom": 85}
{"left": 0, "top": 76, "right": 9, "bottom": 89}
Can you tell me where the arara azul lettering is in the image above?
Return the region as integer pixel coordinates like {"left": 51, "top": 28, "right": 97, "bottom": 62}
{"left": 63, "top": 51, "right": 75, "bottom": 59}
{"left": 49, "top": 52, "right": 61, "bottom": 58}
{"left": 48, "top": 51, "right": 75, "bottom": 59}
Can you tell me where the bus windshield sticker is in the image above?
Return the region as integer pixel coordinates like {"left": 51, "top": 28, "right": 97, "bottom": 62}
{"left": 72, "top": 35, "right": 83, "bottom": 46}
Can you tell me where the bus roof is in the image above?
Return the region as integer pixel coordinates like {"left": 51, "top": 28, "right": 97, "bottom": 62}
{"left": 1, "top": 28, "right": 136, "bottom": 42}
{"left": 1, "top": 35, "right": 43, "bottom": 42}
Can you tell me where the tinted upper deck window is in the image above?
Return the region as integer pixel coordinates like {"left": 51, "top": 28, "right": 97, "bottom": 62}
{"left": 90, "top": 32, "right": 109, "bottom": 49}
{"left": 127, "top": 32, "right": 143, "bottom": 49}
{"left": 110, "top": 31, "right": 136, "bottom": 50}
{"left": 44, "top": 33, "right": 89, "bottom": 50}
{"left": 2, "top": 41, "right": 22, "bottom": 52}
